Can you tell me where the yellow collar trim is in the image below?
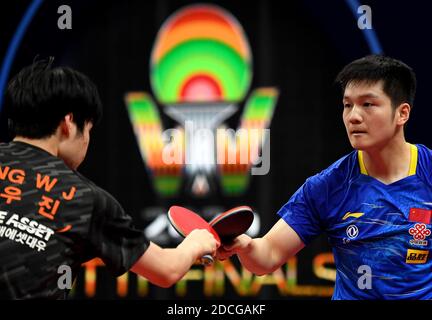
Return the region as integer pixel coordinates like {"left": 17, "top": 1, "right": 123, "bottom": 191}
{"left": 358, "top": 150, "right": 368, "bottom": 175}
{"left": 408, "top": 144, "right": 418, "bottom": 176}
{"left": 358, "top": 144, "right": 417, "bottom": 176}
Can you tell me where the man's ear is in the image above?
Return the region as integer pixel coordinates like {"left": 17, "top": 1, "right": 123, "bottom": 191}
{"left": 60, "top": 113, "right": 75, "bottom": 138}
{"left": 396, "top": 103, "right": 410, "bottom": 126}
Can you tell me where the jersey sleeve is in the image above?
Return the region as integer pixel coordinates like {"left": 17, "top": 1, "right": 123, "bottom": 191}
{"left": 277, "top": 174, "right": 327, "bottom": 245}
{"left": 86, "top": 186, "right": 150, "bottom": 276}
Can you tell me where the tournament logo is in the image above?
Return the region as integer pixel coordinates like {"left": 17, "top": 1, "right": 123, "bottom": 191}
{"left": 405, "top": 249, "right": 429, "bottom": 264}
{"left": 125, "top": 4, "right": 278, "bottom": 197}
{"left": 409, "top": 223, "right": 431, "bottom": 246}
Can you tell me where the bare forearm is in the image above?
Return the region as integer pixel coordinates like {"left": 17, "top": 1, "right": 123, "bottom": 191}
{"left": 237, "top": 237, "right": 282, "bottom": 275}
{"left": 131, "top": 242, "right": 198, "bottom": 287}
{"left": 131, "top": 230, "right": 217, "bottom": 288}
{"left": 235, "top": 220, "right": 304, "bottom": 275}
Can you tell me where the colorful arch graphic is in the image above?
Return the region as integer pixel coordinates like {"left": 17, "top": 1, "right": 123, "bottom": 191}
{"left": 150, "top": 4, "right": 252, "bottom": 104}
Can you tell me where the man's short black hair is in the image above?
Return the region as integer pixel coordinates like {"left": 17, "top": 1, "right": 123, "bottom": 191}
{"left": 335, "top": 54, "right": 416, "bottom": 109}
{"left": 4, "top": 57, "right": 103, "bottom": 139}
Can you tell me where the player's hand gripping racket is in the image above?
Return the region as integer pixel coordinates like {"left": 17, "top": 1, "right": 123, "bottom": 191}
{"left": 209, "top": 206, "right": 254, "bottom": 244}
{"left": 168, "top": 206, "right": 220, "bottom": 266}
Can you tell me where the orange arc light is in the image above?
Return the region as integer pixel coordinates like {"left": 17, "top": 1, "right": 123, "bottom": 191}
{"left": 152, "top": 5, "right": 251, "bottom": 63}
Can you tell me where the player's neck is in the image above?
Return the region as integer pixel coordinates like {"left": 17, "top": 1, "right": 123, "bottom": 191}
{"left": 361, "top": 138, "right": 412, "bottom": 185}
{"left": 13, "top": 136, "right": 59, "bottom": 157}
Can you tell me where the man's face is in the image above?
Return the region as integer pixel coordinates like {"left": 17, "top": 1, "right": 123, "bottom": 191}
{"left": 59, "top": 121, "right": 93, "bottom": 169}
{"left": 342, "top": 81, "right": 400, "bottom": 151}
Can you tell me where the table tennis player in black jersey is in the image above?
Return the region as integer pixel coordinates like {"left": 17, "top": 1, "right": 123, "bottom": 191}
{"left": 0, "top": 58, "right": 218, "bottom": 299}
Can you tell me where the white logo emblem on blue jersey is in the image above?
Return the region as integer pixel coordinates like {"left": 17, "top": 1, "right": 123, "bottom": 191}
{"left": 346, "top": 225, "right": 359, "bottom": 239}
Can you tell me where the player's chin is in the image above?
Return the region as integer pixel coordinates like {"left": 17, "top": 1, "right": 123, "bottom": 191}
{"left": 348, "top": 137, "right": 368, "bottom": 150}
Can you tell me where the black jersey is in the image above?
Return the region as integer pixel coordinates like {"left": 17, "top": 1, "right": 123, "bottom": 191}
{"left": 0, "top": 141, "right": 149, "bottom": 299}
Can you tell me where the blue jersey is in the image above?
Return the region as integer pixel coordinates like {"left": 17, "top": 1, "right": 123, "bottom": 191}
{"left": 278, "top": 144, "right": 432, "bottom": 299}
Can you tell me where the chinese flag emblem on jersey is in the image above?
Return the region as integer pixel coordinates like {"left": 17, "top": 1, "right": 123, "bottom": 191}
{"left": 409, "top": 208, "right": 432, "bottom": 224}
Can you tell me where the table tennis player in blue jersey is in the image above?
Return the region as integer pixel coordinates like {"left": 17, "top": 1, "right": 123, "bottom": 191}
{"left": 217, "top": 54, "right": 432, "bottom": 299}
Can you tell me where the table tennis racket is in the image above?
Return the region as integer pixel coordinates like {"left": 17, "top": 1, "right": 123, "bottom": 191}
{"left": 209, "top": 206, "right": 254, "bottom": 244}
{"left": 168, "top": 206, "right": 220, "bottom": 266}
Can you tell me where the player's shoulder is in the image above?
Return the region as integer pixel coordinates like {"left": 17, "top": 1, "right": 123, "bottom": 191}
{"left": 75, "top": 173, "right": 122, "bottom": 210}
{"left": 311, "top": 150, "right": 358, "bottom": 183}
{"left": 74, "top": 172, "right": 109, "bottom": 197}
{"left": 414, "top": 143, "right": 432, "bottom": 180}
{"left": 415, "top": 143, "right": 432, "bottom": 161}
